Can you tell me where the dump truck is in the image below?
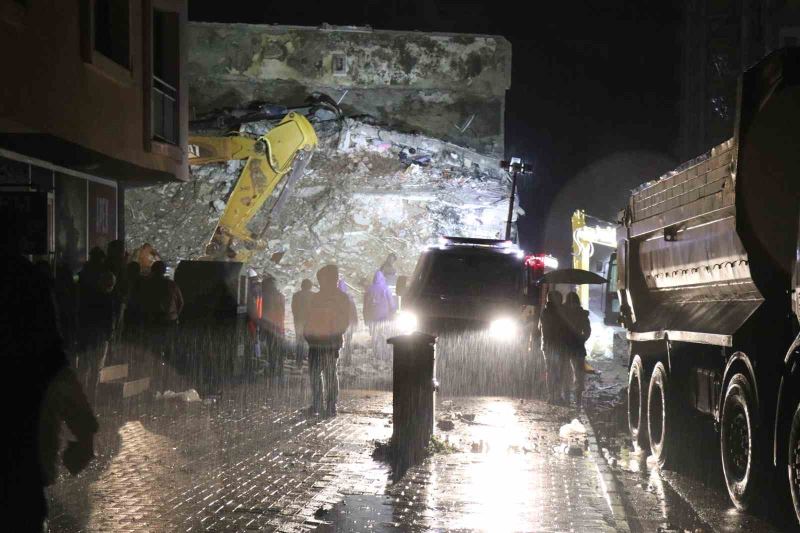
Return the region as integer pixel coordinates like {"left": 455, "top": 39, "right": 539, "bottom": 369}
{"left": 617, "top": 47, "right": 800, "bottom": 519}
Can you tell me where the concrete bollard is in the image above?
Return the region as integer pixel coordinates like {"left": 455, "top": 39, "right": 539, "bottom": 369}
{"left": 387, "top": 332, "right": 438, "bottom": 476}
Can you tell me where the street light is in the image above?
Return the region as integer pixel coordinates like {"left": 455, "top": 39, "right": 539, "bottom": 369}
{"left": 500, "top": 157, "right": 533, "bottom": 241}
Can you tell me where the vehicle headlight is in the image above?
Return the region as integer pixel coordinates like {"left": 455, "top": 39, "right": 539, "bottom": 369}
{"left": 396, "top": 310, "right": 419, "bottom": 334}
{"left": 488, "top": 317, "right": 518, "bottom": 341}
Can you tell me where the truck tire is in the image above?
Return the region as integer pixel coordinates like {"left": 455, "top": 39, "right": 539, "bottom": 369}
{"left": 788, "top": 403, "right": 800, "bottom": 526}
{"left": 647, "top": 362, "right": 673, "bottom": 467}
{"left": 720, "top": 373, "right": 761, "bottom": 510}
{"left": 628, "top": 355, "right": 648, "bottom": 451}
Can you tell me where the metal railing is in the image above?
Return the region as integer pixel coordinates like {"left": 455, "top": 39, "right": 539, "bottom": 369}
{"left": 152, "top": 75, "right": 178, "bottom": 145}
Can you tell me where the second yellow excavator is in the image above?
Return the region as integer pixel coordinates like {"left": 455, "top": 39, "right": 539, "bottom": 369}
{"left": 188, "top": 112, "right": 318, "bottom": 263}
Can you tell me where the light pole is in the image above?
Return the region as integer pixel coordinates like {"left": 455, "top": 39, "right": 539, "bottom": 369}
{"left": 501, "top": 157, "right": 533, "bottom": 241}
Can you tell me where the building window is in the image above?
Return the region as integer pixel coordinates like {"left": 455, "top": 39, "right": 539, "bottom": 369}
{"left": 332, "top": 53, "right": 347, "bottom": 76}
{"left": 151, "top": 9, "right": 179, "bottom": 145}
{"left": 93, "top": 0, "right": 130, "bottom": 68}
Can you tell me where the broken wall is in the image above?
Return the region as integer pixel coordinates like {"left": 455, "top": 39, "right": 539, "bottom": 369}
{"left": 125, "top": 119, "right": 516, "bottom": 303}
{"left": 187, "top": 23, "right": 511, "bottom": 157}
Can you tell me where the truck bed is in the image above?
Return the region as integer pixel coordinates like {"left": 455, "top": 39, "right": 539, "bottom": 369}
{"left": 622, "top": 138, "right": 763, "bottom": 347}
{"left": 629, "top": 139, "right": 734, "bottom": 234}
{"left": 620, "top": 49, "right": 800, "bottom": 348}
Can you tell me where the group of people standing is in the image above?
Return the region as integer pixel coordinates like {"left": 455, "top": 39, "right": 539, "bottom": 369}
{"left": 245, "top": 265, "right": 356, "bottom": 416}
{"left": 279, "top": 254, "right": 400, "bottom": 416}
{"left": 538, "top": 290, "right": 592, "bottom": 409}
{"left": 281, "top": 265, "right": 353, "bottom": 416}
{"left": 44, "top": 241, "right": 184, "bottom": 398}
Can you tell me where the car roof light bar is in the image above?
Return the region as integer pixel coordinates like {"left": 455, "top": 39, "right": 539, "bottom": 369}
{"left": 439, "top": 236, "right": 515, "bottom": 248}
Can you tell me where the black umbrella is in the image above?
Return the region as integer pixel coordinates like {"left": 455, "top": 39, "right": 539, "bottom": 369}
{"left": 537, "top": 268, "right": 607, "bottom": 285}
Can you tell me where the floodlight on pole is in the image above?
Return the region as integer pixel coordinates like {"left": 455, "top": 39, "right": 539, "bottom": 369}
{"left": 501, "top": 157, "right": 533, "bottom": 241}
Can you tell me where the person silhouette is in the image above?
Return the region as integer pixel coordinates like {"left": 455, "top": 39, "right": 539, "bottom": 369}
{"left": 1, "top": 213, "right": 98, "bottom": 530}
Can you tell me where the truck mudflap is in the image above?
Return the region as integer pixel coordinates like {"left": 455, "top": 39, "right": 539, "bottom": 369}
{"left": 627, "top": 298, "right": 763, "bottom": 347}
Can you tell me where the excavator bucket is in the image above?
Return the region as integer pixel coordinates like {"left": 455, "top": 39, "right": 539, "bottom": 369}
{"left": 219, "top": 154, "right": 284, "bottom": 239}
{"left": 198, "top": 112, "right": 318, "bottom": 262}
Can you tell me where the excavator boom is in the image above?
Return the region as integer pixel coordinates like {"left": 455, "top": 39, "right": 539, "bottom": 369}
{"left": 188, "top": 112, "right": 318, "bottom": 262}
{"left": 571, "top": 209, "right": 617, "bottom": 306}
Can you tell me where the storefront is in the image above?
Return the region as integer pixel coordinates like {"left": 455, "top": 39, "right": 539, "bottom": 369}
{"left": 0, "top": 149, "right": 122, "bottom": 274}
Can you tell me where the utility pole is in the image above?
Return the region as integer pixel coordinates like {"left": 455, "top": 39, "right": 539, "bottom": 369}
{"left": 501, "top": 157, "right": 533, "bottom": 241}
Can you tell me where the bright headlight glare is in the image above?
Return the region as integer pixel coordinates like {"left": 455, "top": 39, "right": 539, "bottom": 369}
{"left": 396, "top": 310, "right": 418, "bottom": 333}
{"left": 488, "top": 317, "right": 518, "bottom": 340}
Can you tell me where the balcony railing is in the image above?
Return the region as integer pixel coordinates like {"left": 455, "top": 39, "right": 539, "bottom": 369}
{"left": 152, "top": 75, "right": 177, "bottom": 145}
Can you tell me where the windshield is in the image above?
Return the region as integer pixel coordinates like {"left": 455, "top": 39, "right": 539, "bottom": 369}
{"left": 420, "top": 252, "right": 521, "bottom": 300}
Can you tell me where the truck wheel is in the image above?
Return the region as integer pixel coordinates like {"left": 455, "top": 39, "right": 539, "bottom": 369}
{"left": 720, "top": 373, "right": 761, "bottom": 510}
{"left": 788, "top": 403, "right": 800, "bottom": 526}
{"left": 628, "top": 355, "right": 648, "bottom": 451}
{"left": 647, "top": 362, "right": 673, "bottom": 467}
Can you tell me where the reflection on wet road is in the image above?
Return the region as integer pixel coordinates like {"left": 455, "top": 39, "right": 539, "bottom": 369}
{"left": 49, "top": 388, "right": 626, "bottom": 532}
{"left": 585, "top": 356, "right": 795, "bottom": 533}
{"left": 322, "top": 396, "right": 624, "bottom": 532}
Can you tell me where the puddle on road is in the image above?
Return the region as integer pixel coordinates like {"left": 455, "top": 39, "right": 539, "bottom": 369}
{"left": 315, "top": 494, "right": 401, "bottom": 532}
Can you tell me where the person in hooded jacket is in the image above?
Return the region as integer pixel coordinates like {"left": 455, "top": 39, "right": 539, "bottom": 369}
{"left": 291, "top": 279, "right": 314, "bottom": 366}
{"left": 304, "top": 265, "right": 351, "bottom": 416}
{"left": 337, "top": 277, "right": 359, "bottom": 365}
{"left": 539, "top": 290, "right": 569, "bottom": 404}
{"left": 54, "top": 262, "right": 78, "bottom": 355}
{"left": 246, "top": 270, "right": 263, "bottom": 360}
{"left": 121, "top": 261, "right": 144, "bottom": 337}
{"left": 380, "top": 253, "right": 398, "bottom": 284}
{"left": 563, "top": 291, "right": 591, "bottom": 408}
{"left": 363, "top": 270, "right": 395, "bottom": 360}
{"left": 105, "top": 240, "right": 129, "bottom": 339}
{"left": 77, "top": 247, "right": 108, "bottom": 351}
{"left": 260, "top": 276, "right": 286, "bottom": 377}
{"left": 140, "top": 261, "right": 183, "bottom": 368}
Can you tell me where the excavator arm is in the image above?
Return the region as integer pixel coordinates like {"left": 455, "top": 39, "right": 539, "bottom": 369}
{"left": 188, "top": 112, "right": 318, "bottom": 262}
{"left": 571, "top": 209, "right": 617, "bottom": 306}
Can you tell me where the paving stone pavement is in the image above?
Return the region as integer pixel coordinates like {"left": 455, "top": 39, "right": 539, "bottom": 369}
{"left": 47, "top": 386, "right": 626, "bottom": 532}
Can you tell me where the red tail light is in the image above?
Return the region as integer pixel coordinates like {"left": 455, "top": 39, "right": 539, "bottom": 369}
{"left": 524, "top": 254, "right": 546, "bottom": 270}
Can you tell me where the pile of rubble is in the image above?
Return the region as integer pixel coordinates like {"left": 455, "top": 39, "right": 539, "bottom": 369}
{"left": 126, "top": 117, "right": 516, "bottom": 304}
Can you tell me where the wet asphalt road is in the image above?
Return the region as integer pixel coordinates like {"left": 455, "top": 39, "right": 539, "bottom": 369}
{"left": 44, "top": 329, "right": 800, "bottom": 532}
{"left": 584, "top": 355, "right": 798, "bottom": 533}
{"left": 47, "top": 386, "right": 624, "bottom": 532}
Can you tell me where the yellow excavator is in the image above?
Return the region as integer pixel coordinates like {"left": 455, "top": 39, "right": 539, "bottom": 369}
{"left": 188, "top": 112, "right": 318, "bottom": 263}
{"left": 166, "top": 111, "right": 319, "bottom": 384}
{"left": 571, "top": 209, "right": 618, "bottom": 371}
{"left": 571, "top": 209, "right": 616, "bottom": 307}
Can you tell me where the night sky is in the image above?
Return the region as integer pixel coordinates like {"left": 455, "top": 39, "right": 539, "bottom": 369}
{"left": 191, "top": 1, "right": 683, "bottom": 259}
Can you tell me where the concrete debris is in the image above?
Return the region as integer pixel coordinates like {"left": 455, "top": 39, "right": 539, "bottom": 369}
{"left": 557, "top": 419, "right": 588, "bottom": 457}
{"left": 126, "top": 118, "right": 516, "bottom": 325}
{"left": 156, "top": 389, "right": 202, "bottom": 402}
{"left": 437, "top": 419, "right": 456, "bottom": 431}
{"left": 470, "top": 440, "right": 489, "bottom": 453}
{"left": 567, "top": 444, "right": 585, "bottom": 457}
{"left": 559, "top": 419, "right": 587, "bottom": 439}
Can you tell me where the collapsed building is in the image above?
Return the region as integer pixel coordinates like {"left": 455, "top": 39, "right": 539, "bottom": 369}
{"left": 126, "top": 23, "right": 515, "bottom": 300}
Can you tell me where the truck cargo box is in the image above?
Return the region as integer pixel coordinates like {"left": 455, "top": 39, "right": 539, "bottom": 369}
{"left": 618, "top": 48, "right": 800, "bottom": 347}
